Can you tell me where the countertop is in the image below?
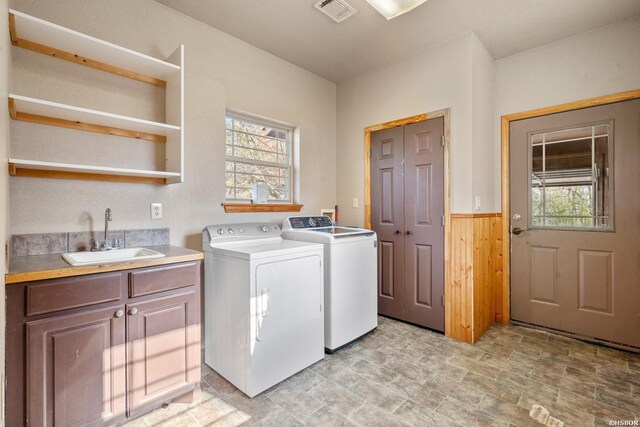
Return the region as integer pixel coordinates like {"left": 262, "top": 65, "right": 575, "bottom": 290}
{"left": 6, "top": 245, "right": 204, "bottom": 284}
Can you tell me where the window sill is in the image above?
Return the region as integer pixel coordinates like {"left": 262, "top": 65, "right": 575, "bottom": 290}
{"left": 222, "top": 203, "right": 304, "bottom": 213}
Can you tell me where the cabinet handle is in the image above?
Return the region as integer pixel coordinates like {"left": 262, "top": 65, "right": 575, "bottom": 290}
{"left": 405, "top": 230, "right": 412, "bottom": 236}
{"left": 393, "top": 230, "right": 401, "bottom": 235}
{"left": 129, "top": 307, "right": 138, "bottom": 316}
{"left": 114, "top": 309, "right": 124, "bottom": 318}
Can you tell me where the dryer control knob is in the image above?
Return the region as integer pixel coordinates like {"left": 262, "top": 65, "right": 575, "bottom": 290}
{"left": 227, "top": 228, "right": 235, "bottom": 234}
{"left": 260, "top": 225, "right": 269, "bottom": 232}
{"left": 238, "top": 228, "right": 245, "bottom": 233}
{"left": 217, "top": 228, "right": 224, "bottom": 235}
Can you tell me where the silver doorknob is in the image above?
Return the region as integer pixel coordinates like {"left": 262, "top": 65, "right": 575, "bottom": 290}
{"left": 114, "top": 309, "right": 124, "bottom": 318}
{"left": 512, "top": 227, "right": 524, "bottom": 235}
{"left": 129, "top": 307, "right": 138, "bottom": 316}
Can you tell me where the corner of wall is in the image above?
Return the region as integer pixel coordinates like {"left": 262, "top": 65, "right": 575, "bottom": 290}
{"left": 470, "top": 33, "right": 498, "bottom": 213}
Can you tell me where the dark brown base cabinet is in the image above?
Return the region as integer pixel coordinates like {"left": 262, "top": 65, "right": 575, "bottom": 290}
{"left": 6, "top": 261, "right": 201, "bottom": 426}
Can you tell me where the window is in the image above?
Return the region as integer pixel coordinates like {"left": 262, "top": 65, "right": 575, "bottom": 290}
{"left": 529, "top": 122, "right": 613, "bottom": 230}
{"left": 225, "top": 113, "right": 292, "bottom": 202}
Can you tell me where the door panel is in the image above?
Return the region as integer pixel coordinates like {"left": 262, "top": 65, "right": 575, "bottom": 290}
{"left": 26, "top": 305, "right": 126, "bottom": 426}
{"left": 529, "top": 246, "right": 558, "bottom": 304}
{"left": 255, "top": 255, "right": 322, "bottom": 342}
{"left": 510, "top": 98, "right": 640, "bottom": 348}
{"left": 128, "top": 290, "right": 199, "bottom": 413}
{"left": 371, "top": 126, "right": 405, "bottom": 318}
{"left": 415, "top": 244, "right": 433, "bottom": 307}
{"left": 404, "top": 118, "right": 445, "bottom": 330}
{"left": 379, "top": 241, "right": 395, "bottom": 297}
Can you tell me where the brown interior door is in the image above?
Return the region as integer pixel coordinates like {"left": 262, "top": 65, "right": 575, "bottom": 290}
{"left": 510, "top": 98, "right": 640, "bottom": 348}
{"left": 370, "top": 117, "right": 445, "bottom": 331}
{"left": 403, "top": 118, "right": 445, "bottom": 330}
{"left": 371, "top": 126, "right": 405, "bottom": 319}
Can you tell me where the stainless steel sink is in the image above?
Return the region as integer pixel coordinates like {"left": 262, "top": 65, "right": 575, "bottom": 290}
{"left": 62, "top": 247, "right": 165, "bottom": 266}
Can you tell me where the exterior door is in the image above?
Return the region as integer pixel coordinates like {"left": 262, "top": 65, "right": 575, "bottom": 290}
{"left": 127, "top": 290, "right": 199, "bottom": 416}
{"left": 371, "top": 126, "right": 405, "bottom": 319}
{"left": 510, "top": 98, "right": 640, "bottom": 348}
{"left": 26, "top": 305, "right": 126, "bottom": 426}
{"left": 371, "top": 117, "right": 445, "bottom": 331}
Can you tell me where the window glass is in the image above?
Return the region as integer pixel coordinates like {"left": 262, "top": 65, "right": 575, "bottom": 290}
{"left": 529, "top": 122, "right": 612, "bottom": 230}
{"left": 225, "top": 114, "right": 292, "bottom": 202}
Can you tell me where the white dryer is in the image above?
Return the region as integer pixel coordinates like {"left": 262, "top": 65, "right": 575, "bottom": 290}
{"left": 203, "top": 223, "right": 324, "bottom": 397}
{"left": 282, "top": 216, "right": 378, "bottom": 352}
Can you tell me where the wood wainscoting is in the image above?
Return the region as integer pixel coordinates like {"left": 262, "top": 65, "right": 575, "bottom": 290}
{"left": 446, "top": 213, "right": 502, "bottom": 343}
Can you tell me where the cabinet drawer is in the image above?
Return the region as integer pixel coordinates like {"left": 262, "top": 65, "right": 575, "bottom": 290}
{"left": 26, "top": 273, "right": 122, "bottom": 316}
{"left": 129, "top": 262, "right": 197, "bottom": 297}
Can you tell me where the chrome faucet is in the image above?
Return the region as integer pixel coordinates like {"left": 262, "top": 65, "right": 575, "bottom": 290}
{"left": 104, "top": 208, "right": 112, "bottom": 246}
{"left": 92, "top": 208, "right": 116, "bottom": 251}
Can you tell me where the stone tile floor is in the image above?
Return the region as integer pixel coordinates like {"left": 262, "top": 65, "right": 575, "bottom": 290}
{"left": 126, "top": 316, "right": 640, "bottom": 426}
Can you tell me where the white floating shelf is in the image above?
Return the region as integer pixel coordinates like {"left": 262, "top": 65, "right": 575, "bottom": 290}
{"left": 10, "top": 94, "right": 180, "bottom": 138}
{"left": 10, "top": 9, "right": 180, "bottom": 82}
{"left": 9, "top": 159, "right": 181, "bottom": 179}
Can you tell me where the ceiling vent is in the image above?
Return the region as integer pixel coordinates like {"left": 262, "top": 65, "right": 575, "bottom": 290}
{"left": 313, "top": 0, "right": 357, "bottom": 23}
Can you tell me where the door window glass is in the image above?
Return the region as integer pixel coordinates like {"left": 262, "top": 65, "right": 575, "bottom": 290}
{"left": 529, "top": 122, "right": 612, "bottom": 230}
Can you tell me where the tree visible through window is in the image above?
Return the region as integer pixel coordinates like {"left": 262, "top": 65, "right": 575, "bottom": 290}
{"left": 529, "top": 123, "right": 612, "bottom": 230}
{"left": 225, "top": 114, "right": 292, "bottom": 202}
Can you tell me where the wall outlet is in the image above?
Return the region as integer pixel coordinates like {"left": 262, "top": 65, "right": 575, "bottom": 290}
{"left": 352, "top": 197, "right": 359, "bottom": 208}
{"left": 151, "top": 203, "right": 163, "bottom": 220}
{"left": 474, "top": 196, "right": 482, "bottom": 211}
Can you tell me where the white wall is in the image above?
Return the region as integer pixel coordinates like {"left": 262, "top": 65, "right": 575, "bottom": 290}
{"left": 471, "top": 34, "right": 497, "bottom": 213}
{"left": 495, "top": 16, "right": 640, "bottom": 209}
{"left": 336, "top": 34, "right": 475, "bottom": 226}
{"left": 9, "top": 0, "right": 337, "bottom": 249}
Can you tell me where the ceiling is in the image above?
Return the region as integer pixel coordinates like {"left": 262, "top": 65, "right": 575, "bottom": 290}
{"left": 154, "top": 0, "right": 640, "bottom": 83}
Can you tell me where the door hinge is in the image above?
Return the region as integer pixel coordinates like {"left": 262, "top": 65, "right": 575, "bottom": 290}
{"left": 369, "top": 148, "right": 372, "bottom": 158}
{"left": 441, "top": 295, "right": 445, "bottom": 307}
{"left": 441, "top": 135, "right": 445, "bottom": 147}
{"left": 441, "top": 215, "right": 445, "bottom": 226}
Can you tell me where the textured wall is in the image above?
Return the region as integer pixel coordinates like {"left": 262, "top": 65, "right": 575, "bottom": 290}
{"left": 9, "top": 0, "right": 337, "bottom": 250}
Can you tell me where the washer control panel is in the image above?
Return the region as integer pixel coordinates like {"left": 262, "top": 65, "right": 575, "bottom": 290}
{"left": 287, "top": 216, "right": 333, "bottom": 229}
{"left": 205, "top": 223, "right": 281, "bottom": 243}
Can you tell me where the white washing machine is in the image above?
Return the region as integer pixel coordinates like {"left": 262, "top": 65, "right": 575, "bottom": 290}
{"left": 203, "top": 223, "right": 324, "bottom": 397}
{"left": 282, "top": 216, "right": 378, "bottom": 352}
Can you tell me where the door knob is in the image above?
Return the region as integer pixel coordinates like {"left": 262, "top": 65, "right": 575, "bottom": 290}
{"left": 512, "top": 227, "right": 524, "bottom": 235}
{"left": 114, "top": 309, "right": 124, "bottom": 318}
{"left": 405, "top": 230, "right": 412, "bottom": 236}
{"left": 129, "top": 307, "right": 138, "bottom": 316}
{"left": 394, "top": 230, "right": 401, "bottom": 235}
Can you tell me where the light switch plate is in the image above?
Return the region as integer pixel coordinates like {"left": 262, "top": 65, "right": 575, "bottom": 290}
{"left": 151, "top": 202, "right": 163, "bottom": 220}
{"left": 352, "top": 197, "right": 359, "bottom": 208}
{"left": 474, "top": 196, "right": 481, "bottom": 211}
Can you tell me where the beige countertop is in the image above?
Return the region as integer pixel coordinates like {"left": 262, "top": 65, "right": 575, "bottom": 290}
{"left": 6, "top": 245, "right": 204, "bottom": 284}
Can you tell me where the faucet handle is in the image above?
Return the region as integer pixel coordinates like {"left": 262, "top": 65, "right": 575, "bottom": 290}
{"left": 91, "top": 240, "right": 102, "bottom": 251}
{"left": 112, "top": 238, "right": 121, "bottom": 249}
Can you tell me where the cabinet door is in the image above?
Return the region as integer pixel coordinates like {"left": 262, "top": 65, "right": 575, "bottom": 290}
{"left": 127, "top": 290, "right": 199, "bottom": 413}
{"left": 26, "top": 305, "right": 126, "bottom": 426}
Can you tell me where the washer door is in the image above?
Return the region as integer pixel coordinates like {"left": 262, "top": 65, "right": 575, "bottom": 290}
{"left": 255, "top": 254, "right": 322, "bottom": 342}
